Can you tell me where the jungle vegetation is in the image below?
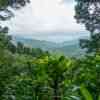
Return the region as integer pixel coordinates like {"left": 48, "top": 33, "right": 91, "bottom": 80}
{"left": 0, "top": 0, "right": 100, "bottom": 100}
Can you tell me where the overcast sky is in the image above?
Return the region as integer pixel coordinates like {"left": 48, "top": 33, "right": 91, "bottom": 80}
{"left": 3, "top": 0, "right": 89, "bottom": 42}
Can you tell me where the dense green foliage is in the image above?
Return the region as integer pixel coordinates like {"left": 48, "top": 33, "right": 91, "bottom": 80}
{"left": 0, "top": 30, "right": 100, "bottom": 100}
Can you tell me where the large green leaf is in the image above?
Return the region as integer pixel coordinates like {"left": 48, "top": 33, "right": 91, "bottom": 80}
{"left": 80, "top": 84, "right": 93, "bottom": 100}
{"left": 98, "top": 95, "right": 100, "bottom": 100}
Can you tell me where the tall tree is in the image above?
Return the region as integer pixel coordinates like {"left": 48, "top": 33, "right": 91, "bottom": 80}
{"left": 75, "top": 0, "right": 100, "bottom": 53}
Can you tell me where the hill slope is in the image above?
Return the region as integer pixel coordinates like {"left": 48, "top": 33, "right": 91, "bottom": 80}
{"left": 13, "top": 36, "right": 84, "bottom": 57}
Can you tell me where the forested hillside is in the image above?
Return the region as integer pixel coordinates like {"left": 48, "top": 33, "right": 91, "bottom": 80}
{"left": 13, "top": 36, "right": 84, "bottom": 57}
{"left": 0, "top": 0, "right": 100, "bottom": 100}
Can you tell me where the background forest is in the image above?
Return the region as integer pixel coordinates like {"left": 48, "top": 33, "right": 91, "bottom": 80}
{"left": 0, "top": 0, "right": 100, "bottom": 100}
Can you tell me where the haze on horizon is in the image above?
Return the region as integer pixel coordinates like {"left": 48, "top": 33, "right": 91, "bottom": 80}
{"left": 2, "top": 0, "right": 89, "bottom": 43}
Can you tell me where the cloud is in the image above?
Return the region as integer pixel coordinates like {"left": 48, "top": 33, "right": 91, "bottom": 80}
{"left": 2, "top": 0, "right": 87, "bottom": 42}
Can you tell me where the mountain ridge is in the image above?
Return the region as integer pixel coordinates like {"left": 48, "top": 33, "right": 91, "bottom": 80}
{"left": 13, "top": 35, "right": 84, "bottom": 57}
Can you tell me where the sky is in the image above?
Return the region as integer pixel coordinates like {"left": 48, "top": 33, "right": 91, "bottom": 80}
{"left": 2, "top": 0, "right": 89, "bottom": 43}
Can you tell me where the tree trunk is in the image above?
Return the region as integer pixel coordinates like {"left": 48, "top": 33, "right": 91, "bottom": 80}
{"left": 53, "top": 80, "right": 60, "bottom": 100}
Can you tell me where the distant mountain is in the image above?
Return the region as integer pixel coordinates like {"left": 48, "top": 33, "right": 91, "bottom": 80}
{"left": 13, "top": 36, "right": 58, "bottom": 50}
{"left": 52, "top": 43, "right": 83, "bottom": 57}
{"left": 13, "top": 36, "right": 84, "bottom": 57}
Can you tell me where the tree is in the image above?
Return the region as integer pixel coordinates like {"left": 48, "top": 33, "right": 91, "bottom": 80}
{"left": 71, "top": 55, "right": 100, "bottom": 100}
{"left": 80, "top": 33, "right": 100, "bottom": 53}
{"left": 31, "top": 55, "right": 74, "bottom": 100}
{"left": 47, "top": 56, "right": 72, "bottom": 100}
{"left": 75, "top": 0, "right": 100, "bottom": 54}
{"left": 17, "top": 42, "right": 24, "bottom": 53}
{"left": 0, "top": 0, "right": 30, "bottom": 36}
{"left": 0, "top": 0, "right": 30, "bottom": 20}
{"left": 75, "top": 0, "right": 100, "bottom": 33}
{"left": 0, "top": 0, "right": 30, "bottom": 53}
